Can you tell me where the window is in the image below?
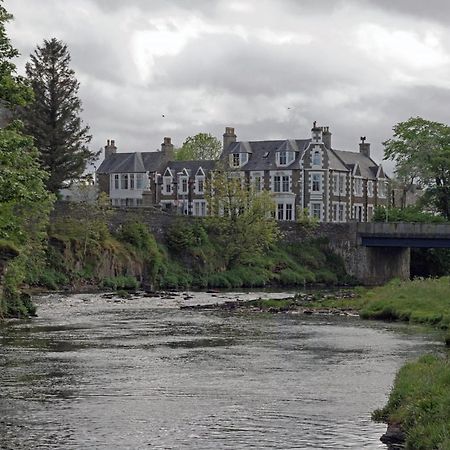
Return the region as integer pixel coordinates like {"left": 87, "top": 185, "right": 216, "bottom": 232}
{"left": 163, "top": 177, "right": 172, "bottom": 194}
{"left": 277, "top": 203, "right": 284, "bottom": 220}
{"left": 378, "top": 180, "right": 387, "bottom": 198}
{"left": 312, "top": 173, "right": 322, "bottom": 192}
{"left": 254, "top": 176, "right": 261, "bottom": 192}
{"left": 286, "top": 204, "right": 293, "bottom": 221}
{"left": 136, "top": 173, "right": 144, "bottom": 190}
{"left": 354, "top": 178, "right": 362, "bottom": 196}
{"left": 121, "top": 174, "right": 129, "bottom": 190}
{"left": 367, "top": 181, "right": 374, "bottom": 197}
{"left": 312, "top": 150, "right": 321, "bottom": 166}
{"left": 231, "top": 153, "right": 248, "bottom": 167}
{"left": 194, "top": 201, "right": 207, "bottom": 217}
{"left": 311, "top": 203, "right": 321, "bottom": 220}
{"left": 333, "top": 203, "right": 345, "bottom": 222}
{"left": 181, "top": 177, "right": 188, "bottom": 193}
{"left": 114, "top": 174, "right": 119, "bottom": 190}
{"left": 333, "top": 173, "right": 346, "bottom": 195}
{"left": 274, "top": 176, "right": 281, "bottom": 193}
{"left": 136, "top": 198, "right": 143, "bottom": 207}
{"left": 338, "top": 204, "right": 344, "bottom": 222}
{"left": 278, "top": 151, "right": 294, "bottom": 166}
{"left": 353, "top": 204, "right": 363, "bottom": 221}
{"left": 196, "top": 177, "right": 204, "bottom": 194}
{"left": 130, "top": 174, "right": 135, "bottom": 190}
{"left": 282, "top": 175, "right": 290, "bottom": 192}
{"left": 367, "top": 205, "right": 374, "bottom": 221}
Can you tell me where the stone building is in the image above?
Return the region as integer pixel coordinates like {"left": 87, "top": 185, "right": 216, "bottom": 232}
{"left": 96, "top": 123, "right": 389, "bottom": 222}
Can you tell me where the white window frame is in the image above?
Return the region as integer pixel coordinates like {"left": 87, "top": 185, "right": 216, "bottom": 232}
{"left": 378, "top": 180, "right": 387, "bottom": 198}
{"left": 277, "top": 151, "right": 295, "bottom": 167}
{"left": 312, "top": 149, "right": 321, "bottom": 166}
{"left": 311, "top": 173, "right": 323, "bottom": 193}
{"left": 367, "top": 180, "right": 374, "bottom": 198}
{"left": 310, "top": 202, "right": 322, "bottom": 221}
{"left": 353, "top": 177, "right": 363, "bottom": 196}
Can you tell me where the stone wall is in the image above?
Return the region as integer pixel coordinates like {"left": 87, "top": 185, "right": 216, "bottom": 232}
{"left": 51, "top": 202, "right": 413, "bottom": 285}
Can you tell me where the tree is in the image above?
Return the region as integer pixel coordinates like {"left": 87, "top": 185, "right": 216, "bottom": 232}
{"left": 205, "top": 165, "right": 280, "bottom": 266}
{"left": 0, "top": 1, "right": 54, "bottom": 317}
{"left": 21, "top": 38, "right": 96, "bottom": 192}
{"left": 175, "top": 133, "right": 222, "bottom": 161}
{"left": 383, "top": 117, "right": 450, "bottom": 219}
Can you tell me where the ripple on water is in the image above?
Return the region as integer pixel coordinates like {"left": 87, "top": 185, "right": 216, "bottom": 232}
{"left": 0, "top": 292, "right": 439, "bottom": 449}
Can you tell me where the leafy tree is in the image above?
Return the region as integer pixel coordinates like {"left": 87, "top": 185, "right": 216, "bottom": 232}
{"left": 21, "top": 38, "right": 96, "bottom": 192}
{"left": 0, "top": 1, "right": 54, "bottom": 317}
{"left": 383, "top": 117, "right": 450, "bottom": 219}
{"left": 175, "top": 133, "right": 222, "bottom": 161}
{"left": 205, "top": 166, "right": 280, "bottom": 267}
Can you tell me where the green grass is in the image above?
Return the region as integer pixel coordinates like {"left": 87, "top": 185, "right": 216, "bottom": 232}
{"left": 359, "top": 277, "right": 450, "bottom": 330}
{"left": 372, "top": 354, "right": 450, "bottom": 450}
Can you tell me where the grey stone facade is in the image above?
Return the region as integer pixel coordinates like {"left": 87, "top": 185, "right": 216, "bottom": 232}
{"left": 96, "top": 123, "right": 389, "bottom": 222}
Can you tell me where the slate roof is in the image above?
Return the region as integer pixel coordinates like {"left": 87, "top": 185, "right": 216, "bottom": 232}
{"left": 223, "top": 139, "right": 311, "bottom": 171}
{"left": 332, "top": 150, "right": 381, "bottom": 179}
{"left": 97, "top": 151, "right": 165, "bottom": 174}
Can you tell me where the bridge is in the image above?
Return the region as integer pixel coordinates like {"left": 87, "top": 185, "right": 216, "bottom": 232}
{"left": 331, "top": 223, "right": 450, "bottom": 285}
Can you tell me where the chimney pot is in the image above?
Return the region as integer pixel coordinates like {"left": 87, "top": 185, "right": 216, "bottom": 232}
{"left": 164, "top": 137, "right": 171, "bottom": 145}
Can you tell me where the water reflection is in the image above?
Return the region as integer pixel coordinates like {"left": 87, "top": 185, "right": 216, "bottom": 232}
{"left": 0, "top": 291, "right": 440, "bottom": 449}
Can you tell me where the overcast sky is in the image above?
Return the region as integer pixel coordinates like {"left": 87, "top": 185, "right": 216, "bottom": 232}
{"left": 5, "top": 0, "right": 450, "bottom": 172}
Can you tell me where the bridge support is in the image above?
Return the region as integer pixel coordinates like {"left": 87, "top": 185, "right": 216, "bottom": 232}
{"left": 343, "top": 246, "right": 410, "bottom": 285}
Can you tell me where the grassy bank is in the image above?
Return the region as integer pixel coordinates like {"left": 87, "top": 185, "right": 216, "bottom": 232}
{"left": 372, "top": 354, "right": 450, "bottom": 450}
{"left": 306, "top": 277, "right": 450, "bottom": 338}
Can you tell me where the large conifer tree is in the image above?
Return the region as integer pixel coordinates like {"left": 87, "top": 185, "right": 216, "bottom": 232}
{"left": 22, "top": 38, "right": 96, "bottom": 192}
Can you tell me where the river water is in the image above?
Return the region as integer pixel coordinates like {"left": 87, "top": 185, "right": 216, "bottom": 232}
{"left": 0, "top": 291, "right": 439, "bottom": 449}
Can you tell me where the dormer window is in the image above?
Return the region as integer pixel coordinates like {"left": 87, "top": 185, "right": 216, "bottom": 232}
{"left": 277, "top": 151, "right": 295, "bottom": 166}
{"left": 230, "top": 153, "right": 249, "bottom": 168}
{"left": 312, "top": 150, "right": 321, "bottom": 166}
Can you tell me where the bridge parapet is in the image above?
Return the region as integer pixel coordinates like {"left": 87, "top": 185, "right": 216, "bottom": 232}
{"left": 357, "top": 222, "right": 450, "bottom": 238}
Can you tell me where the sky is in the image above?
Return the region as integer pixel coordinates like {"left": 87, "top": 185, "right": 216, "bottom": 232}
{"left": 5, "top": 0, "right": 450, "bottom": 173}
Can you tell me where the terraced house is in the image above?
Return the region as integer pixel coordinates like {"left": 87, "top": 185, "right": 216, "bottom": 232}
{"left": 96, "top": 123, "right": 389, "bottom": 222}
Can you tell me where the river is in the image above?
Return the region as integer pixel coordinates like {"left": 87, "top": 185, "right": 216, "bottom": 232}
{"left": 0, "top": 291, "right": 439, "bottom": 449}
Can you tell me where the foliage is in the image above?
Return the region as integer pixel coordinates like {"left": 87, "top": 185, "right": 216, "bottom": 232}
{"left": 373, "top": 206, "right": 446, "bottom": 223}
{"left": 296, "top": 207, "right": 319, "bottom": 228}
{"left": 116, "top": 221, "right": 166, "bottom": 283}
{"left": 175, "top": 133, "right": 222, "bottom": 161}
{"left": 0, "top": 3, "right": 33, "bottom": 107}
{"left": 384, "top": 117, "right": 450, "bottom": 219}
{"left": 0, "top": 2, "right": 54, "bottom": 318}
{"left": 205, "top": 167, "right": 280, "bottom": 267}
{"left": 372, "top": 354, "right": 450, "bottom": 450}
{"left": 21, "top": 38, "right": 96, "bottom": 192}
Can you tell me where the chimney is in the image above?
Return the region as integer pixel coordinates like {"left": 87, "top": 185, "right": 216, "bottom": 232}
{"left": 104, "top": 139, "right": 117, "bottom": 158}
{"left": 311, "top": 121, "right": 323, "bottom": 144}
{"left": 322, "top": 126, "right": 332, "bottom": 149}
{"left": 161, "top": 136, "right": 174, "bottom": 162}
{"left": 223, "top": 126, "right": 236, "bottom": 152}
{"left": 359, "top": 136, "right": 370, "bottom": 158}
